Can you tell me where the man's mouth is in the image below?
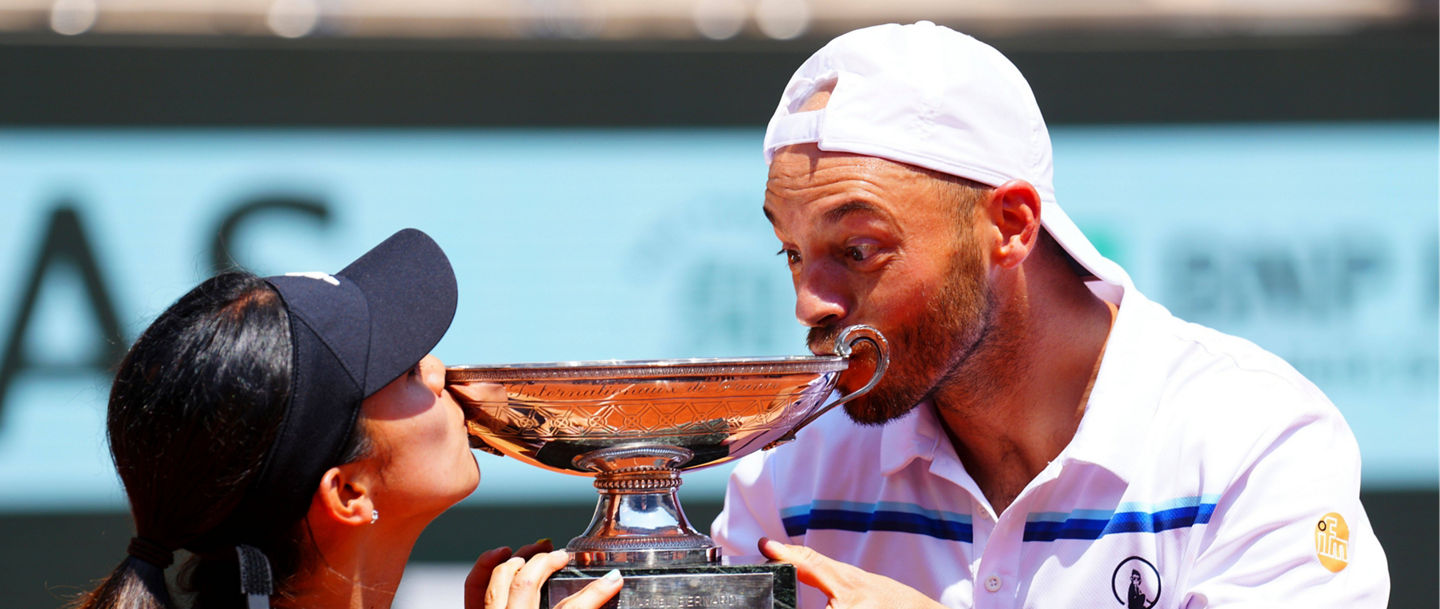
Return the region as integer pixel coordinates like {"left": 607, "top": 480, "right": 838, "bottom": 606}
{"left": 806, "top": 325, "right": 842, "bottom": 356}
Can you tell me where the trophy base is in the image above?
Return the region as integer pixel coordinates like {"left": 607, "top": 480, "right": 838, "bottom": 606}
{"left": 540, "top": 557, "right": 796, "bottom": 609}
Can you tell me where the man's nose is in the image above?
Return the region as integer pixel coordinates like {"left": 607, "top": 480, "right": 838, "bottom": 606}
{"left": 794, "top": 265, "right": 848, "bottom": 329}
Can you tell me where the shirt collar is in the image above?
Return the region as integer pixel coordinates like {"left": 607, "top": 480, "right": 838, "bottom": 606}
{"left": 1056, "top": 284, "right": 1168, "bottom": 483}
{"left": 880, "top": 400, "right": 939, "bottom": 476}
{"left": 880, "top": 398, "right": 993, "bottom": 506}
{"left": 875, "top": 283, "right": 1166, "bottom": 486}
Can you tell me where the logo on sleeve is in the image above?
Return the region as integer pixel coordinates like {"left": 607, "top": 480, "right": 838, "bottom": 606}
{"left": 1111, "top": 556, "right": 1160, "bottom": 609}
{"left": 1315, "top": 512, "right": 1350, "bottom": 572}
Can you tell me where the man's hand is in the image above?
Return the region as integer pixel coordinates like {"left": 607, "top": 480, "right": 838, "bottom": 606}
{"left": 760, "top": 537, "right": 948, "bottom": 609}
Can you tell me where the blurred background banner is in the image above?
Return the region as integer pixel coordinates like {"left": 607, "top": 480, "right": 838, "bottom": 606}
{"left": 0, "top": 1, "right": 1435, "bottom": 608}
{"left": 0, "top": 124, "right": 1434, "bottom": 508}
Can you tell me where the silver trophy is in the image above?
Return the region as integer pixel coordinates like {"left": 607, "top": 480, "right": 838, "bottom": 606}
{"left": 446, "top": 325, "right": 888, "bottom": 608}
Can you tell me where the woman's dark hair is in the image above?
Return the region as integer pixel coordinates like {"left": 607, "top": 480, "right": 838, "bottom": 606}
{"left": 70, "top": 272, "right": 369, "bottom": 609}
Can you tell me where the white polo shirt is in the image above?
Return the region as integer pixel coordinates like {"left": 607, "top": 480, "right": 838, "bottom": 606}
{"left": 712, "top": 287, "right": 1389, "bottom": 609}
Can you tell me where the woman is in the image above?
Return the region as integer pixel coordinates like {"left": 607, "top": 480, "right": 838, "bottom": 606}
{"left": 73, "top": 229, "right": 619, "bottom": 609}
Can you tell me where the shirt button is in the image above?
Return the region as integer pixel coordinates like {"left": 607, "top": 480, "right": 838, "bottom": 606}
{"left": 984, "top": 575, "right": 1002, "bottom": 592}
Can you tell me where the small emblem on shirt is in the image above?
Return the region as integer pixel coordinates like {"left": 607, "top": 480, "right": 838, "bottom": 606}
{"left": 1111, "top": 556, "right": 1160, "bottom": 609}
{"left": 285, "top": 271, "right": 340, "bottom": 286}
{"left": 1315, "top": 512, "right": 1350, "bottom": 572}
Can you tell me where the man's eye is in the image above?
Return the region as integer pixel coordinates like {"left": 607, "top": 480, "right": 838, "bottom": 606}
{"left": 777, "top": 248, "right": 801, "bottom": 266}
{"left": 845, "top": 244, "right": 874, "bottom": 262}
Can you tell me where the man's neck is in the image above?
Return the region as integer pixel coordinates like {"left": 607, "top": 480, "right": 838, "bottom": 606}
{"left": 931, "top": 272, "right": 1116, "bottom": 515}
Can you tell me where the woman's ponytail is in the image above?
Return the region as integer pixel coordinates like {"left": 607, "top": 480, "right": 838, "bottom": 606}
{"left": 69, "top": 555, "right": 171, "bottom": 609}
{"left": 74, "top": 273, "right": 294, "bottom": 608}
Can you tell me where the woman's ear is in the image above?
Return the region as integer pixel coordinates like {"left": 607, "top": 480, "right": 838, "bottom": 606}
{"left": 313, "top": 465, "right": 374, "bottom": 527}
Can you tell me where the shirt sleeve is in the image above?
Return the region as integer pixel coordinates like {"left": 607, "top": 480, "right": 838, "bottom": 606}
{"left": 1179, "top": 375, "right": 1390, "bottom": 608}
{"left": 711, "top": 449, "right": 792, "bottom": 558}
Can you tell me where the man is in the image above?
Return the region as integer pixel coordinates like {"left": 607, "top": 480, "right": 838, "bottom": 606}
{"left": 711, "top": 21, "right": 1389, "bottom": 608}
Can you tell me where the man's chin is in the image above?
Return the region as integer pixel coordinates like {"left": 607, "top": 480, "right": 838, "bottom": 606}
{"left": 841, "top": 392, "right": 921, "bottom": 426}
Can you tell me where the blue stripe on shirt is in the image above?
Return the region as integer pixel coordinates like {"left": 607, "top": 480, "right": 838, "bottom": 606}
{"left": 1022, "top": 496, "right": 1219, "bottom": 542}
{"left": 781, "top": 501, "right": 974, "bottom": 542}
{"left": 779, "top": 495, "right": 1218, "bottom": 544}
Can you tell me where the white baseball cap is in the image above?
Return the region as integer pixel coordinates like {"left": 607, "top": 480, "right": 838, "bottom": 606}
{"left": 763, "top": 21, "right": 1129, "bottom": 293}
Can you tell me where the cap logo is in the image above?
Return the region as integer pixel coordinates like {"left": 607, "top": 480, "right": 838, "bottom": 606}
{"left": 284, "top": 271, "right": 340, "bottom": 286}
{"left": 1314, "top": 512, "right": 1350, "bottom": 572}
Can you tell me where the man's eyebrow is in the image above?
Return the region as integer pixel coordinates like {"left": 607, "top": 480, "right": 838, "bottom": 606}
{"left": 764, "top": 200, "right": 891, "bottom": 227}
{"left": 822, "top": 200, "right": 888, "bottom": 224}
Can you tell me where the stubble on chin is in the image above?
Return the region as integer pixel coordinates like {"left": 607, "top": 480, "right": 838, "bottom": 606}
{"left": 807, "top": 245, "right": 993, "bottom": 427}
{"left": 842, "top": 383, "right": 926, "bottom": 425}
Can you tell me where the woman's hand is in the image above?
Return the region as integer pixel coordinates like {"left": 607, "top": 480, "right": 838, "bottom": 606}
{"left": 465, "top": 541, "right": 622, "bottom": 609}
{"left": 466, "top": 539, "right": 553, "bottom": 607}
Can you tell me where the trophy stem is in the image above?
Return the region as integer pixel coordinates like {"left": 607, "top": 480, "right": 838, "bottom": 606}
{"left": 566, "top": 446, "right": 720, "bottom": 567}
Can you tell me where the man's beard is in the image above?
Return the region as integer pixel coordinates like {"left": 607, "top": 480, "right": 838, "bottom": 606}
{"left": 808, "top": 245, "right": 994, "bottom": 425}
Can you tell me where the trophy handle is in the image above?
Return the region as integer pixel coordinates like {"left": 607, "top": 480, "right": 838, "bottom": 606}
{"left": 765, "top": 325, "right": 889, "bottom": 450}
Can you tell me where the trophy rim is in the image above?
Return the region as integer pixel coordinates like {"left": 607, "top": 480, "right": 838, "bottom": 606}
{"left": 446, "top": 354, "right": 848, "bottom": 382}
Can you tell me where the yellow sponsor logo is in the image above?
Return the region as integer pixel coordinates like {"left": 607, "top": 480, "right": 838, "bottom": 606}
{"left": 1314, "top": 512, "right": 1350, "bottom": 572}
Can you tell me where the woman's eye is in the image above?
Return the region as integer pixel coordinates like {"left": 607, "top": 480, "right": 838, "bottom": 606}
{"left": 777, "top": 248, "right": 801, "bottom": 266}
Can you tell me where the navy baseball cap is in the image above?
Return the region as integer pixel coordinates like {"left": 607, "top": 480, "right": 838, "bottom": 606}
{"left": 201, "top": 228, "right": 457, "bottom": 545}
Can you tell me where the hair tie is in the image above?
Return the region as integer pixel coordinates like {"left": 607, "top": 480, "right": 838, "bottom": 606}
{"left": 126, "top": 536, "right": 175, "bottom": 568}
{"left": 236, "top": 544, "right": 274, "bottom": 609}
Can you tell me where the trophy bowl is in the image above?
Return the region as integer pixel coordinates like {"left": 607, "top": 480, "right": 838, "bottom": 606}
{"left": 446, "top": 325, "right": 889, "bottom": 572}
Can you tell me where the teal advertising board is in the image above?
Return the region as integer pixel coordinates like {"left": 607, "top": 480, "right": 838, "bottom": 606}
{"left": 0, "top": 124, "right": 1434, "bottom": 512}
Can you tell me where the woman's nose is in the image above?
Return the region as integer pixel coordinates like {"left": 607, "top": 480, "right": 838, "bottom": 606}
{"left": 421, "top": 354, "right": 446, "bottom": 395}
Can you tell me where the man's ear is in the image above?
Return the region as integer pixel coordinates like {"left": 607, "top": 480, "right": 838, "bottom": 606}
{"left": 987, "top": 180, "right": 1041, "bottom": 269}
{"left": 313, "top": 465, "right": 374, "bottom": 527}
